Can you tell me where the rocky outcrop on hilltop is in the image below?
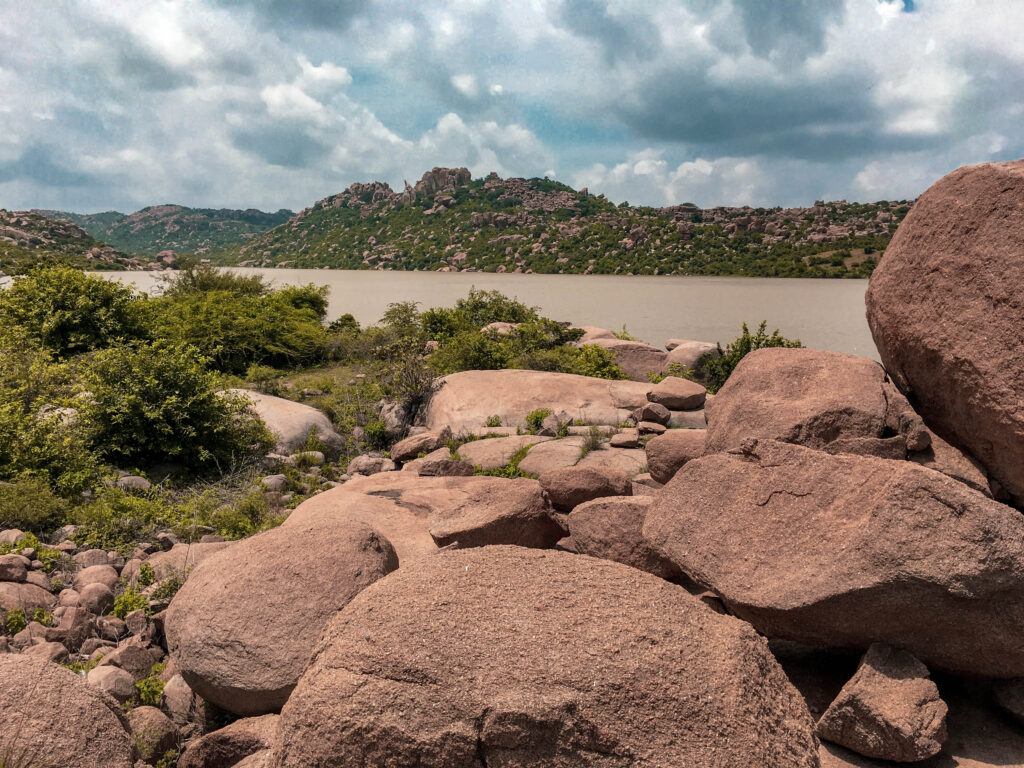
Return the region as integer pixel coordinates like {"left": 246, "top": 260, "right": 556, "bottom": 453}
{"left": 0, "top": 209, "right": 138, "bottom": 273}
{"left": 224, "top": 167, "right": 909, "bottom": 277}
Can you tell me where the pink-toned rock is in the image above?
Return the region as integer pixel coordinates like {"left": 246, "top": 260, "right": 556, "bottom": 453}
{"left": 346, "top": 453, "right": 396, "bottom": 475}
{"left": 166, "top": 517, "right": 398, "bottom": 716}
{"left": 87, "top": 664, "right": 137, "bottom": 704}
{"left": 865, "top": 160, "right": 1024, "bottom": 505}
{"left": 229, "top": 389, "right": 344, "bottom": 454}
{"left": 643, "top": 439, "right": 1024, "bottom": 677}
{"left": 567, "top": 495, "right": 679, "bottom": 579}
{"left": 178, "top": 714, "right": 279, "bottom": 768}
{"left": 663, "top": 340, "right": 720, "bottom": 374}
{"left": 23, "top": 640, "right": 69, "bottom": 664}
{"left": 610, "top": 427, "right": 639, "bottom": 448}
{"left": 647, "top": 376, "right": 707, "bottom": 410}
{"left": 637, "top": 420, "right": 666, "bottom": 435}
{"left": 632, "top": 401, "right": 670, "bottom": 425}
{"left": 0, "top": 654, "right": 135, "bottom": 768}
{"left": 0, "top": 580, "right": 57, "bottom": 614}
{"left": 575, "top": 325, "right": 616, "bottom": 343}
{"left": 418, "top": 458, "right": 475, "bottom": 476}
{"left": 909, "top": 427, "right": 991, "bottom": 496}
{"left": 645, "top": 429, "right": 706, "bottom": 484}
{"left": 516, "top": 436, "right": 585, "bottom": 476}
{"left": 74, "top": 564, "right": 119, "bottom": 591}
{"left": 272, "top": 547, "right": 818, "bottom": 768}
{"left": 454, "top": 434, "right": 550, "bottom": 470}
{"left": 816, "top": 644, "right": 947, "bottom": 762}
{"left": 390, "top": 428, "right": 450, "bottom": 463}
{"left": 0, "top": 553, "right": 27, "bottom": 582}
{"left": 575, "top": 446, "right": 648, "bottom": 477}
{"left": 122, "top": 541, "right": 232, "bottom": 583}
{"left": 424, "top": 369, "right": 649, "bottom": 434}
{"left": 539, "top": 466, "right": 632, "bottom": 512}
{"left": 704, "top": 348, "right": 926, "bottom": 456}
{"left": 588, "top": 337, "right": 669, "bottom": 381}
{"left": 78, "top": 582, "right": 114, "bottom": 615}
{"left": 128, "top": 705, "right": 179, "bottom": 763}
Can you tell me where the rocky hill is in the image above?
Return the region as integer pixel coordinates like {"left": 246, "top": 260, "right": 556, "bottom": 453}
{"left": 213, "top": 167, "right": 911, "bottom": 277}
{"left": 36, "top": 205, "right": 293, "bottom": 256}
{"left": 0, "top": 209, "right": 139, "bottom": 274}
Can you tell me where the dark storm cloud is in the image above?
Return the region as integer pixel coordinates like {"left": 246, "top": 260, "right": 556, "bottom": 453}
{"left": 231, "top": 124, "right": 333, "bottom": 169}
{"left": 0, "top": 146, "right": 97, "bottom": 188}
{"left": 558, "top": 0, "right": 660, "bottom": 62}
{"left": 731, "top": 0, "right": 847, "bottom": 59}
{"left": 211, "top": 0, "right": 368, "bottom": 31}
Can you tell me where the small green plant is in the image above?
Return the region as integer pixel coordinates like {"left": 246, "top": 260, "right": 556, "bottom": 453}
{"left": 48, "top": 574, "right": 64, "bottom": 594}
{"left": 154, "top": 750, "right": 179, "bottom": 768}
{"left": 579, "top": 426, "right": 604, "bottom": 459}
{"left": 474, "top": 444, "right": 536, "bottom": 479}
{"left": 524, "top": 408, "right": 552, "bottom": 435}
{"left": 647, "top": 362, "right": 695, "bottom": 384}
{"left": 62, "top": 657, "right": 100, "bottom": 675}
{"left": 612, "top": 325, "right": 638, "bottom": 341}
{"left": 555, "top": 420, "right": 570, "bottom": 438}
{"left": 112, "top": 586, "right": 149, "bottom": 619}
{"left": 138, "top": 562, "right": 156, "bottom": 587}
{"left": 703, "top": 321, "right": 802, "bottom": 393}
{"left": 30, "top": 608, "right": 53, "bottom": 627}
{"left": 4, "top": 609, "right": 26, "bottom": 635}
{"left": 135, "top": 662, "right": 166, "bottom": 707}
{"left": 362, "top": 418, "right": 390, "bottom": 450}
{"left": 485, "top": 415, "right": 502, "bottom": 428}
{"left": 151, "top": 571, "right": 185, "bottom": 601}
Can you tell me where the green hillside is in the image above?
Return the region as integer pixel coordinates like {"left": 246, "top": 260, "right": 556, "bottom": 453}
{"left": 0, "top": 209, "right": 133, "bottom": 274}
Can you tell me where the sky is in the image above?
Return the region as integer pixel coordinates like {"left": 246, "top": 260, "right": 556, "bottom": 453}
{"left": 1, "top": 0, "right": 1022, "bottom": 213}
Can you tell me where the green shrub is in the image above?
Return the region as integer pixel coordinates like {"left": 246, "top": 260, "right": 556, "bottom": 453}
{"left": 31, "top": 608, "right": 53, "bottom": 627}
{"left": 4, "top": 609, "right": 26, "bottom": 635}
{"left": 73, "top": 488, "right": 168, "bottom": 551}
{"left": 703, "top": 321, "right": 802, "bottom": 393}
{"left": 328, "top": 313, "right": 360, "bottom": 333}
{"left": 562, "top": 344, "right": 627, "bottom": 380}
{"left": 246, "top": 364, "right": 284, "bottom": 396}
{"left": 485, "top": 415, "right": 502, "bottom": 428}
{"left": 524, "top": 408, "right": 552, "bottom": 434}
{"left": 135, "top": 663, "right": 166, "bottom": 707}
{"left": 112, "top": 587, "right": 149, "bottom": 619}
{"left": 83, "top": 341, "right": 272, "bottom": 471}
{"left": 151, "top": 572, "right": 185, "bottom": 601}
{"left": 0, "top": 265, "right": 148, "bottom": 357}
{"left": 138, "top": 562, "right": 156, "bottom": 587}
{"left": 0, "top": 476, "right": 66, "bottom": 533}
{"left": 579, "top": 426, "right": 604, "bottom": 458}
{"left": 159, "top": 260, "right": 267, "bottom": 298}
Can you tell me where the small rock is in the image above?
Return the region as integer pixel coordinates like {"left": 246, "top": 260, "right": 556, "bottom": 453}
{"left": 78, "top": 582, "right": 114, "bottom": 615}
{"left": 637, "top": 421, "right": 666, "bottom": 435}
{"left": 647, "top": 376, "right": 707, "bottom": 410}
{"left": 346, "top": 454, "right": 396, "bottom": 475}
{"left": 87, "top": 664, "right": 137, "bottom": 704}
{"left": 116, "top": 475, "right": 152, "bottom": 492}
{"left": 23, "top": 640, "right": 70, "bottom": 664}
{"left": 539, "top": 466, "right": 632, "bottom": 512}
{"left": 418, "top": 458, "right": 475, "bottom": 477}
{"left": 260, "top": 474, "right": 289, "bottom": 492}
{"left": 632, "top": 402, "right": 670, "bottom": 425}
{"left": 610, "top": 428, "right": 640, "bottom": 449}
{"left": 74, "top": 564, "right": 119, "bottom": 591}
{"left": 0, "top": 554, "right": 28, "bottom": 582}
{"left": 128, "top": 706, "right": 178, "bottom": 763}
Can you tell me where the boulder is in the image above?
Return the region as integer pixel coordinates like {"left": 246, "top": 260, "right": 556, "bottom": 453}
{"left": 178, "top": 714, "right": 279, "bottom": 768}
{"left": 0, "top": 654, "right": 135, "bottom": 768}
{"left": 229, "top": 389, "right": 344, "bottom": 454}
{"left": 423, "top": 369, "right": 649, "bottom": 434}
{"left": 166, "top": 517, "right": 398, "bottom": 716}
{"left": 645, "top": 428, "right": 706, "bottom": 484}
{"left": 538, "top": 466, "right": 632, "bottom": 512}
{"left": 78, "top": 582, "right": 114, "bottom": 615}
{"left": 0, "top": 554, "right": 27, "bottom": 582}
{"left": 631, "top": 401, "right": 670, "bottom": 425}
{"left": 23, "top": 640, "right": 69, "bottom": 664}
{"left": 647, "top": 376, "right": 707, "bottom": 410}
{"left": 272, "top": 547, "right": 819, "bottom": 768}
{"left": 816, "top": 644, "right": 947, "bottom": 762}
{"left": 663, "top": 340, "right": 720, "bottom": 374}
{"left": 128, "top": 705, "right": 179, "bottom": 763}
{"left": 390, "top": 428, "right": 450, "bottom": 463}
{"left": 908, "top": 428, "right": 991, "bottom": 496}
{"left": 87, "top": 664, "right": 137, "bottom": 704}
{"left": 704, "top": 348, "right": 927, "bottom": 456}
{"left": 73, "top": 564, "right": 119, "bottom": 591}
{"left": 575, "top": 325, "right": 616, "bottom": 343}
{"left": 122, "top": 541, "right": 232, "bottom": 583}
{"left": 567, "top": 495, "right": 679, "bottom": 579}
{"left": 516, "top": 436, "right": 586, "bottom": 476}
{"left": 418, "top": 458, "right": 475, "bottom": 477}
{"left": 609, "top": 428, "right": 639, "bottom": 448}
{"left": 865, "top": 160, "right": 1024, "bottom": 505}
{"left": 588, "top": 337, "right": 669, "bottom": 381}
{"left": 575, "top": 446, "right": 648, "bottom": 477}
{"left": 345, "top": 454, "right": 396, "bottom": 475}
{"left": 643, "top": 439, "right": 1024, "bottom": 677}
{"left": 0, "top": 580, "right": 57, "bottom": 614}
{"left": 454, "top": 434, "right": 550, "bottom": 470}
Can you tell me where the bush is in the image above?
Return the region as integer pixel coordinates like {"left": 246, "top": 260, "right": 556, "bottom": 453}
{"left": 524, "top": 408, "right": 552, "bottom": 434}
{"left": 159, "top": 260, "right": 267, "bottom": 298}
{"left": 0, "top": 476, "right": 66, "bottom": 533}
{"left": 703, "top": 321, "right": 802, "bottom": 393}
{"left": 83, "top": 341, "right": 272, "bottom": 471}
{"left": 112, "top": 587, "right": 149, "bottom": 619}
{"left": 4, "top": 609, "right": 26, "bottom": 635}
{"left": 485, "top": 415, "right": 502, "bottom": 428}
{"left": 0, "top": 265, "right": 147, "bottom": 357}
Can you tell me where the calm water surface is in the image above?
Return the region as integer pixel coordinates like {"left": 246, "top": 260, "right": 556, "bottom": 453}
{"left": 106, "top": 269, "right": 878, "bottom": 360}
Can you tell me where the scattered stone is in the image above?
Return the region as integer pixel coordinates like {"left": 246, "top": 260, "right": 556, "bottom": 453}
{"left": 78, "top": 582, "right": 114, "bottom": 615}
{"left": 637, "top": 420, "right": 666, "bottom": 435}
{"left": 643, "top": 439, "right": 1024, "bottom": 677}
{"left": 260, "top": 474, "right": 288, "bottom": 492}
{"left": 632, "top": 401, "right": 671, "bottom": 425}
{"left": 610, "top": 427, "right": 639, "bottom": 448}
{"left": 128, "top": 706, "right": 179, "bottom": 763}
{"left": 23, "top": 640, "right": 70, "bottom": 664}
{"left": 273, "top": 547, "right": 818, "bottom": 767}
{"left": 166, "top": 516, "right": 398, "bottom": 715}
{"left": 87, "top": 664, "right": 137, "bottom": 704}
{"left": 647, "top": 376, "right": 707, "bottom": 410}
{"left": 0, "top": 654, "right": 136, "bottom": 768}
{"left": 645, "top": 428, "right": 707, "bottom": 484}
{"left": 816, "top": 644, "right": 947, "bottom": 762}
{"left": 417, "top": 458, "right": 474, "bottom": 476}
{"left": 568, "top": 495, "right": 679, "bottom": 579}
{"left": 390, "top": 428, "right": 450, "bottom": 463}
{"left": 346, "top": 453, "right": 397, "bottom": 475}
{"left": 865, "top": 159, "right": 1024, "bottom": 505}
{"left": 663, "top": 340, "right": 720, "bottom": 374}
{"left": 539, "top": 466, "right": 632, "bottom": 512}
{"left": 116, "top": 475, "right": 152, "bottom": 492}
{"left": 73, "top": 564, "right": 119, "bottom": 591}
{"left": 0, "top": 580, "right": 58, "bottom": 614}
{"left": 0, "top": 553, "right": 27, "bottom": 582}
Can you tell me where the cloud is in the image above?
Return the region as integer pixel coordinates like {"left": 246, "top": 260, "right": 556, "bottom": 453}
{"left": 0, "top": 0, "right": 1022, "bottom": 213}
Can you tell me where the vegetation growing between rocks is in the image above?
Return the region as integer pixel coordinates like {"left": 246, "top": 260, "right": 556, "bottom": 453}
{"left": 704, "top": 321, "right": 804, "bottom": 393}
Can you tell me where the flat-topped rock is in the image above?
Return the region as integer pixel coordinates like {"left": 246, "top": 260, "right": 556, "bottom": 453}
{"left": 587, "top": 337, "right": 669, "bottom": 381}
{"left": 423, "top": 369, "right": 649, "bottom": 434}
{"left": 454, "top": 434, "right": 550, "bottom": 469}
{"left": 647, "top": 376, "right": 707, "bottom": 410}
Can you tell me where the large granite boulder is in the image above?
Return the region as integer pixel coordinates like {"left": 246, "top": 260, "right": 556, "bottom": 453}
{"left": 865, "top": 160, "right": 1024, "bottom": 505}
{"left": 423, "top": 369, "right": 649, "bottom": 434}
{"left": 704, "top": 348, "right": 927, "bottom": 456}
{"left": 271, "top": 547, "right": 819, "bottom": 767}
{"left": 566, "top": 495, "right": 679, "bottom": 579}
{"left": 588, "top": 337, "right": 669, "bottom": 381}
{"left": 229, "top": 389, "right": 344, "bottom": 454}
{"left": 166, "top": 517, "right": 398, "bottom": 716}
{"left": 0, "top": 654, "right": 136, "bottom": 768}
{"left": 643, "top": 439, "right": 1024, "bottom": 677}
{"left": 645, "top": 428, "right": 706, "bottom": 484}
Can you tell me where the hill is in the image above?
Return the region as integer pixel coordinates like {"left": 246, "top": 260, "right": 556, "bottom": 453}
{"left": 35, "top": 205, "right": 294, "bottom": 255}
{"left": 0, "top": 209, "right": 138, "bottom": 274}
{"left": 210, "top": 167, "right": 910, "bottom": 278}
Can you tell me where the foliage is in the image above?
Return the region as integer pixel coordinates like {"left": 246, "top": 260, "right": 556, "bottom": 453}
{"left": 135, "top": 663, "right": 166, "bottom": 707}
{"left": 524, "top": 408, "right": 552, "bottom": 434}
{"left": 151, "top": 572, "right": 185, "bottom": 601}
{"left": 647, "top": 362, "right": 695, "bottom": 384}
{"left": 0, "top": 266, "right": 147, "bottom": 357}
{"left": 112, "top": 587, "right": 149, "bottom": 619}
{"left": 612, "top": 325, "right": 638, "bottom": 341}
{"left": 0, "top": 477, "right": 66, "bottom": 533}
{"left": 159, "top": 259, "right": 268, "bottom": 297}
{"left": 138, "top": 562, "right": 156, "bottom": 587}
{"left": 579, "top": 426, "right": 605, "bottom": 458}
{"left": 702, "top": 321, "right": 803, "bottom": 393}
{"left": 485, "top": 415, "right": 502, "bottom": 428}
{"left": 4, "top": 609, "right": 26, "bottom": 635}
{"left": 82, "top": 341, "right": 272, "bottom": 471}
{"left": 31, "top": 608, "right": 53, "bottom": 627}
{"left": 473, "top": 444, "right": 535, "bottom": 479}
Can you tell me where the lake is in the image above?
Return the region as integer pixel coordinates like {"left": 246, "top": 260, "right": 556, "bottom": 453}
{"left": 105, "top": 269, "right": 879, "bottom": 360}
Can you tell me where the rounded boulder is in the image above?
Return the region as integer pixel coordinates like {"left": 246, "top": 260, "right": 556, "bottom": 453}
{"left": 166, "top": 517, "right": 398, "bottom": 716}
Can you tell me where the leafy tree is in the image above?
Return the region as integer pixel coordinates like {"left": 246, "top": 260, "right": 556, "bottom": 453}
{"left": 158, "top": 259, "right": 268, "bottom": 297}
{"left": 0, "top": 265, "right": 147, "bottom": 357}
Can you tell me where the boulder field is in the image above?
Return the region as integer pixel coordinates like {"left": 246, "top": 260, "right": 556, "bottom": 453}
{"left": 7, "top": 161, "right": 1024, "bottom": 767}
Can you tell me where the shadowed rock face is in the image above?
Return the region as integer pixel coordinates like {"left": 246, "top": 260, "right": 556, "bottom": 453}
{"left": 866, "top": 159, "right": 1024, "bottom": 506}
{"left": 643, "top": 439, "right": 1024, "bottom": 678}
{"left": 271, "top": 547, "right": 819, "bottom": 768}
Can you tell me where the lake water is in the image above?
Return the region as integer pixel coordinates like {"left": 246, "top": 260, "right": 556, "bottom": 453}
{"left": 105, "top": 269, "right": 879, "bottom": 360}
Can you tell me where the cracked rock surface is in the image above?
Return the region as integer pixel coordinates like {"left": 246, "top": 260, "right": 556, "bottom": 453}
{"left": 271, "top": 546, "right": 818, "bottom": 768}
{"left": 642, "top": 439, "right": 1024, "bottom": 677}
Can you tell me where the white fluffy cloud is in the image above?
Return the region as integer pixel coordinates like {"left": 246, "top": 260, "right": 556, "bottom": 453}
{"left": 0, "top": 0, "right": 1021, "bottom": 211}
